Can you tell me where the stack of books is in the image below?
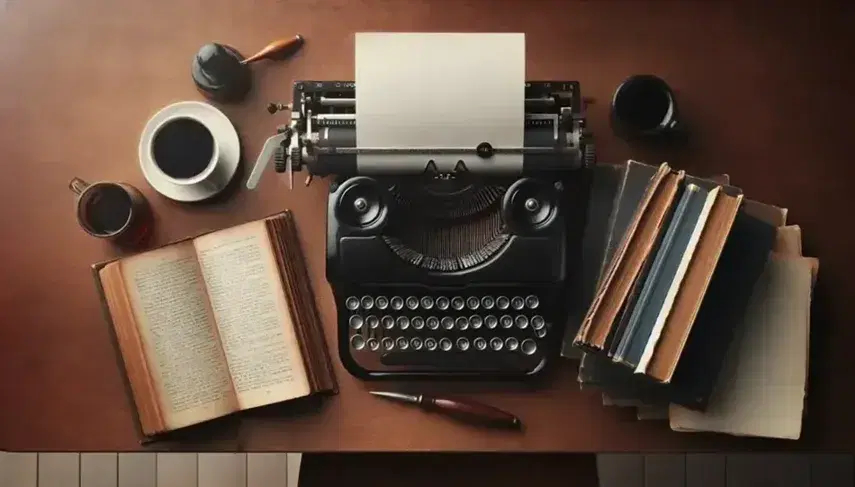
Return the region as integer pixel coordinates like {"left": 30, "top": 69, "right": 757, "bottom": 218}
{"left": 566, "top": 160, "right": 817, "bottom": 440}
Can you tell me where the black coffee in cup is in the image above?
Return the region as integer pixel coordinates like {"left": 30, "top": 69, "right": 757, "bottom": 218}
{"left": 71, "top": 178, "right": 153, "bottom": 245}
{"left": 151, "top": 117, "right": 215, "bottom": 179}
{"left": 80, "top": 184, "right": 133, "bottom": 235}
{"left": 610, "top": 75, "right": 681, "bottom": 142}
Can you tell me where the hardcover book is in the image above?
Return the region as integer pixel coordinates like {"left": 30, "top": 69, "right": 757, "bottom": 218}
{"left": 92, "top": 211, "right": 337, "bottom": 439}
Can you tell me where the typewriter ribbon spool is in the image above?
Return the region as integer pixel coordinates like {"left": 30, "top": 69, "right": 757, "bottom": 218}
{"left": 501, "top": 178, "right": 560, "bottom": 235}
{"left": 333, "top": 177, "right": 388, "bottom": 230}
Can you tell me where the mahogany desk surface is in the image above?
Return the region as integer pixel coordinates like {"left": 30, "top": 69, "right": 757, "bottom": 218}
{"left": 1, "top": 0, "right": 853, "bottom": 452}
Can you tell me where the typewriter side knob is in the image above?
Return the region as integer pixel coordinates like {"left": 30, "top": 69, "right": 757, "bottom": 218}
{"left": 501, "top": 178, "right": 560, "bottom": 235}
{"left": 333, "top": 176, "right": 389, "bottom": 231}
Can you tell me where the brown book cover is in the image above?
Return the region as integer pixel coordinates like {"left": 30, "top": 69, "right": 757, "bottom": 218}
{"left": 575, "top": 165, "right": 685, "bottom": 351}
{"left": 645, "top": 191, "right": 745, "bottom": 382}
{"left": 91, "top": 210, "right": 337, "bottom": 443}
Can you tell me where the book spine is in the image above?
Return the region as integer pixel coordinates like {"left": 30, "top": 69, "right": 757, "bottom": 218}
{"left": 612, "top": 184, "right": 698, "bottom": 365}
{"left": 574, "top": 163, "right": 671, "bottom": 346}
{"left": 635, "top": 187, "right": 721, "bottom": 374}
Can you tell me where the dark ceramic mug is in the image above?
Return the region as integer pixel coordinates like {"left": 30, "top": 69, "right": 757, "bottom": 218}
{"left": 610, "top": 75, "right": 682, "bottom": 142}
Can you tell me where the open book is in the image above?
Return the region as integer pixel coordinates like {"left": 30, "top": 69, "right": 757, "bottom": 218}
{"left": 94, "top": 211, "right": 337, "bottom": 438}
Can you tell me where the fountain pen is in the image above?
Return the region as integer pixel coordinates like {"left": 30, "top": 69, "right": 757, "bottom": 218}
{"left": 370, "top": 391, "right": 522, "bottom": 429}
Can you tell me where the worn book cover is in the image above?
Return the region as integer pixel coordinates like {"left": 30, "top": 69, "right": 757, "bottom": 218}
{"left": 665, "top": 203, "right": 780, "bottom": 410}
{"left": 91, "top": 210, "right": 337, "bottom": 442}
{"left": 669, "top": 254, "right": 817, "bottom": 438}
{"left": 575, "top": 164, "right": 682, "bottom": 351}
{"left": 613, "top": 184, "right": 717, "bottom": 368}
{"left": 562, "top": 163, "right": 627, "bottom": 359}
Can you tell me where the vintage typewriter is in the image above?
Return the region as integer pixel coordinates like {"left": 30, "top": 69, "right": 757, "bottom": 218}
{"left": 249, "top": 80, "right": 595, "bottom": 380}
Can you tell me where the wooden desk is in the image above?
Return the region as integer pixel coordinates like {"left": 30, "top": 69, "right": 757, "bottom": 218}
{"left": 1, "top": 0, "right": 853, "bottom": 452}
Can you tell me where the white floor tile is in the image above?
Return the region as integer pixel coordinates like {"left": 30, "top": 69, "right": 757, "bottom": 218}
{"left": 38, "top": 453, "right": 79, "bottom": 487}
{"left": 155, "top": 453, "right": 197, "bottom": 487}
{"left": 0, "top": 452, "right": 38, "bottom": 487}
{"left": 198, "top": 454, "right": 246, "bottom": 487}
{"left": 80, "top": 454, "right": 117, "bottom": 487}
{"left": 247, "top": 453, "right": 287, "bottom": 487}
{"left": 285, "top": 454, "right": 301, "bottom": 487}
{"left": 117, "top": 454, "right": 155, "bottom": 487}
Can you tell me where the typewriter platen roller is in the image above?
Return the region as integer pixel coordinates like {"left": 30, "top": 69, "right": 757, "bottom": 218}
{"left": 247, "top": 81, "right": 595, "bottom": 189}
{"left": 249, "top": 80, "right": 594, "bottom": 380}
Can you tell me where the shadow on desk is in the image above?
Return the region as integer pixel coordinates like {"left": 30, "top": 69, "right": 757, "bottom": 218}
{"left": 298, "top": 452, "right": 600, "bottom": 487}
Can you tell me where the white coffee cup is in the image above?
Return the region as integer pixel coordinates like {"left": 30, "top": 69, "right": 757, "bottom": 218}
{"left": 147, "top": 114, "right": 229, "bottom": 193}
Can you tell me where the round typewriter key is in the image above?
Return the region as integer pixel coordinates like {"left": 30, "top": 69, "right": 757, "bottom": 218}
{"left": 515, "top": 315, "right": 529, "bottom": 329}
{"left": 406, "top": 296, "right": 419, "bottom": 310}
{"left": 505, "top": 337, "right": 520, "bottom": 351}
{"left": 345, "top": 296, "right": 360, "bottom": 310}
{"left": 531, "top": 315, "right": 545, "bottom": 330}
{"left": 490, "top": 337, "right": 504, "bottom": 351}
{"left": 426, "top": 316, "right": 440, "bottom": 330}
{"left": 466, "top": 296, "right": 480, "bottom": 310}
{"left": 425, "top": 337, "right": 438, "bottom": 351}
{"left": 396, "top": 336, "right": 409, "bottom": 350}
{"left": 375, "top": 296, "right": 389, "bottom": 310}
{"left": 441, "top": 316, "right": 455, "bottom": 330}
{"left": 455, "top": 316, "right": 469, "bottom": 330}
{"left": 439, "top": 338, "right": 453, "bottom": 351}
{"left": 535, "top": 327, "right": 547, "bottom": 339}
{"left": 348, "top": 315, "right": 364, "bottom": 330}
{"left": 511, "top": 296, "right": 525, "bottom": 310}
{"left": 451, "top": 296, "right": 465, "bottom": 310}
{"left": 521, "top": 339, "right": 537, "bottom": 355}
{"left": 382, "top": 337, "right": 394, "bottom": 351}
{"left": 474, "top": 337, "right": 488, "bottom": 350}
{"left": 381, "top": 315, "right": 395, "bottom": 329}
{"left": 496, "top": 296, "right": 510, "bottom": 310}
{"left": 366, "top": 315, "right": 380, "bottom": 329}
{"left": 469, "top": 315, "right": 483, "bottom": 329}
{"left": 411, "top": 316, "right": 425, "bottom": 330}
{"left": 390, "top": 296, "right": 404, "bottom": 310}
{"left": 350, "top": 335, "right": 366, "bottom": 350}
{"left": 361, "top": 296, "right": 374, "bottom": 310}
{"left": 420, "top": 296, "right": 434, "bottom": 310}
{"left": 525, "top": 295, "right": 540, "bottom": 309}
{"left": 456, "top": 337, "right": 470, "bottom": 351}
{"left": 481, "top": 296, "right": 495, "bottom": 310}
{"left": 436, "top": 296, "right": 450, "bottom": 310}
{"left": 500, "top": 315, "right": 514, "bottom": 329}
{"left": 396, "top": 316, "right": 410, "bottom": 330}
{"left": 411, "top": 337, "right": 424, "bottom": 350}
{"left": 368, "top": 338, "right": 380, "bottom": 351}
{"left": 485, "top": 315, "right": 498, "bottom": 329}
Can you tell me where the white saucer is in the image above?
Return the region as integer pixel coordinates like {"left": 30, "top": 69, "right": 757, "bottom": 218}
{"left": 139, "top": 101, "right": 240, "bottom": 202}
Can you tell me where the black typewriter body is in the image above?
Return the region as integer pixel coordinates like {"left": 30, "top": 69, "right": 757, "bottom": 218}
{"left": 285, "top": 80, "right": 593, "bottom": 380}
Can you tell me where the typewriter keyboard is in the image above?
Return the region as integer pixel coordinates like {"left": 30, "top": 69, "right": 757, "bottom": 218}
{"left": 339, "top": 292, "right": 557, "bottom": 379}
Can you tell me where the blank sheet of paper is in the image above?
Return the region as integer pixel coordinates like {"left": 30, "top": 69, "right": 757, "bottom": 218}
{"left": 355, "top": 33, "right": 525, "bottom": 174}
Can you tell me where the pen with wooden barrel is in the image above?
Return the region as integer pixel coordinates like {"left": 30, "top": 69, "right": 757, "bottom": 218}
{"left": 370, "top": 391, "right": 522, "bottom": 429}
{"left": 241, "top": 35, "right": 305, "bottom": 65}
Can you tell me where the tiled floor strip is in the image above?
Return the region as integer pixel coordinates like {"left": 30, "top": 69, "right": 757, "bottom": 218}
{"left": 0, "top": 453, "right": 852, "bottom": 487}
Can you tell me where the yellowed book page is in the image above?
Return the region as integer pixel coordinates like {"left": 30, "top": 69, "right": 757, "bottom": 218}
{"left": 120, "top": 242, "right": 237, "bottom": 431}
{"left": 194, "top": 221, "right": 311, "bottom": 410}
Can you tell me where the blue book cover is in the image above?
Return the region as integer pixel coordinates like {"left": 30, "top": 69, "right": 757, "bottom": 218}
{"left": 613, "top": 183, "right": 711, "bottom": 369}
